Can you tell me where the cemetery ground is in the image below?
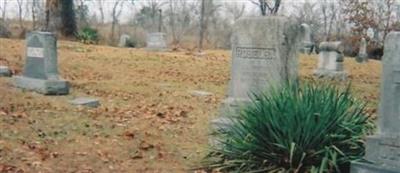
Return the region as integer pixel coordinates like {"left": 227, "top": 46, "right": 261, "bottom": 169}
{"left": 0, "top": 38, "right": 381, "bottom": 172}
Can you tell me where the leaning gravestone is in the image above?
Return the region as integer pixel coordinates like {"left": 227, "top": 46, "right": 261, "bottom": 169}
{"left": 300, "top": 23, "right": 313, "bottom": 54}
{"left": 118, "top": 34, "right": 131, "bottom": 47}
{"left": 211, "top": 16, "right": 301, "bottom": 131}
{"left": 146, "top": 32, "right": 167, "bottom": 51}
{"left": 314, "top": 41, "right": 347, "bottom": 80}
{"left": 351, "top": 32, "right": 400, "bottom": 173}
{"left": 356, "top": 37, "right": 368, "bottom": 63}
{"left": 13, "top": 32, "right": 69, "bottom": 95}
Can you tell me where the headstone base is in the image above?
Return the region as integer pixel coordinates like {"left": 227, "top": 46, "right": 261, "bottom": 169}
{"left": 351, "top": 162, "right": 400, "bottom": 173}
{"left": 13, "top": 76, "right": 69, "bottom": 95}
{"left": 356, "top": 53, "right": 368, "bottom": 63}
{"left": 313, "top": 69, "right": 347, "bottom": 81}
{"left": 0, "top": 66, "right": 11, "bottom": 77}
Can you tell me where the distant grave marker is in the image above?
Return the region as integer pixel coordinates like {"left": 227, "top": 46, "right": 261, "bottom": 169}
{"left": 356, "top": 37, "right": 368, "bottom": 63}
{"left": 314, "top": 41, "right": 347, "bottom": 80}
{"left": 300, "top": 23, "right": 313, "bottom": 54}
{"left": 146, "top": 32, "right": 167, "bottom": 51}
{"left": 14, "top": 31, "right": 69, "bottom": 95}
{"left": 118, "top": 34, "right": 131, "bottom": 47}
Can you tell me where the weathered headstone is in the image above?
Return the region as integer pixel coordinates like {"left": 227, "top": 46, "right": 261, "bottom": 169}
{"left": 356, "top": 37, "right": 368, "bottom": 63}
{"left": 211, "top": 16, "right": 301, "bottom": 131}
{"left": 13, "top": 32, "right": 69, "bottom": 95}
{"left": 118, "top": 34, "right": 131, "bottom": 47}
{"left": 351, "top": 32, "right": 400, "bottom": 173}
{"left": 70, "top": 97, "right": 100, "bottom": 108}
{"left": 146, "top": 32, "right": 167, "bottom": 51}
{"left": 314, "top": 41, "right": 347, "bottom": 80}
{"left": 0, "top": 66, "right": 11, "bottom": 77}
{"left": 300, "top": 23, "right": 313, "bottom": 54}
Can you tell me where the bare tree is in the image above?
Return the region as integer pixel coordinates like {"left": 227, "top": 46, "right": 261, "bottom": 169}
{"left": 198, "top": 0, "right": 206, "bottom": 52}
{"left": 110, "top": 0, "right": 125, "bottom": 43}
{"left": 0, "top": 0, "right": 7, "bottom": 22}
{"left": 16, "top": 0, "right": 24, "bottom": 29}
{"left": 225, "top": 2, "right": 246, "bottom": 21}
{"left": 30, "top": 0, "right": 42, "bottom": 29}
{"left": 249, "top": 0, "right": 281, "bottom": 16}
{"left": 97, "top": 0, "right": 105, "bottom": 24}
{"left": 165, "top": 0, "right": 195, "bottom": 46}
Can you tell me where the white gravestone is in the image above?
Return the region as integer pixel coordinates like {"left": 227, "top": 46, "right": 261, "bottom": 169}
{"left": 351, "top": 32, "right": 400, "bottom": 173}
{"left": 146, "top": 32, "right": 167, "bottom": 51}
{"left": 314, "top": 41, "right": 347, "bottom": 80}
{"left": 212, "top": 16, "right": 302, "bottom": 132}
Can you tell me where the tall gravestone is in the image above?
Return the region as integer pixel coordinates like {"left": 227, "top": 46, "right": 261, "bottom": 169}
{"left": 356, "top": 37, "right": 368, "bottom": 63}
{"left": 351, "top": 32, "right": 400, "bottom": 173}
{"left": 13, "top": 32, "right": 69, "bottom": 95}
{"left": 300, "top": 23, "right": 313, "bottom": 54}
{"left": 212, "top": 17, "right": 302, "bottom": 131}
{"left": 146, "top": 32, "right": 167, "bottom": 51}
{"left": 314, "top": 41, "right": 347, "bottom": 80}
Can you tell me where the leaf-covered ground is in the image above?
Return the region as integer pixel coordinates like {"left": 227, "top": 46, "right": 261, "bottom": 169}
{"left": 0, "top": 38, "right": 381, "bottom": 172}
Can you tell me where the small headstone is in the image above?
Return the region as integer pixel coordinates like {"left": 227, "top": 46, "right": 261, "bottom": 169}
{"left": 351, "top": 32, "right": 400, "bottom": 173}
{"left": 300, "top": 23, "right": 313, "bottom": 54}
{"left": 13, "top": 31, "right": 69, "bottom": 95}
{"left": 0, "top": 66, "right": 11, "bottom": 77}
{"left": 146, "top": 32, "right": 167, "bottom": 51}
{"left": 356, "top": 37, "right": 368, "bottom": 63}
{"left": 190, "top": 90, "right": 213, "bottom": 97}
{"left": 211, "top": 16, "right": 301, "bottom": 132}
{"left": 70, "top": 97, "right": 100, "bottom": 108}
{"left": 313, "top": 41, "right": 347, "bottom": 80}
{"left": 118, "top": 34, "right": 131, "bottom": 47}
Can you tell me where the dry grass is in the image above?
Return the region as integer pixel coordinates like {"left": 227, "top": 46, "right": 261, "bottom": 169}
{"left": 0, "top": 38, "right": 381, "bottom": 172}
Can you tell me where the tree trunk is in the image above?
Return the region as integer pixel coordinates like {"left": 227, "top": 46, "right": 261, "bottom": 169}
{"left": 45, "top": 0, "right": 62, "bottom": 32}
{"left": 1, "top": 0, "right": 7, "bottom": 22}
{"left": 198, "top": 0, "right": 206, "bottom": 52}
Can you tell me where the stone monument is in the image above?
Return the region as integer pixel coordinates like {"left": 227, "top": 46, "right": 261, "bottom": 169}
{"left": 351, "top": 32, "right": 400, "bottom": 173}
{"left": 146, "top": 32, "right": 167, "bottom": 51}
{"left": 211, "top": 16, "right": 302, "bottom": 131}
{"left": 356, "top": 37, "right": 368, "bottom": 63}
{"left": 314, "top": 41, "right": 347, "bottom": 80}
{"left": 300, "top": 23, "right": 313, "bottom": 54}
{"left": 118, "top": 34, "right": 131, "bottom": 47}
{"left": 13, "top": 32, "right": 69, "bottom": 95}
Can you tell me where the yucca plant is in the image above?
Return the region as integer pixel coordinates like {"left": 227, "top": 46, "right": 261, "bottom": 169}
{"left": 75, "top": 27, "right": 99, "bottom": 44}
{"left": 205, "top": 82, "right": 373, "bottom": 173}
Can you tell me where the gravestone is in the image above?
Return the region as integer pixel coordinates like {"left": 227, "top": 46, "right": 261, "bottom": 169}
{"left": 0, "top": 66, "right": 11, "bottom": 77}
{"left": 118, "top": 34, "right": 131, "bottom": 47}
{"left": 351, "top": 32, "right": 400, "bottom": 173}
{"left": 356, "top": 37, "right": 368, "bottom": 63}
{"left": 146, "top": 32, "right": 167, "bottom": 51}
{"left": 300, "top": 23, "right": 313, "bottom": 54}
{"left": 211, "top": 16, "right": 301, "bottom": 131}
{"left": 13, "top": 32, "right": 69, "bottom": 95}
{"left": 314, "top": 41, "right": 347, "bottom": 80}
{"left": 70, "top": 97, "right": 100, "bottom": 108}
